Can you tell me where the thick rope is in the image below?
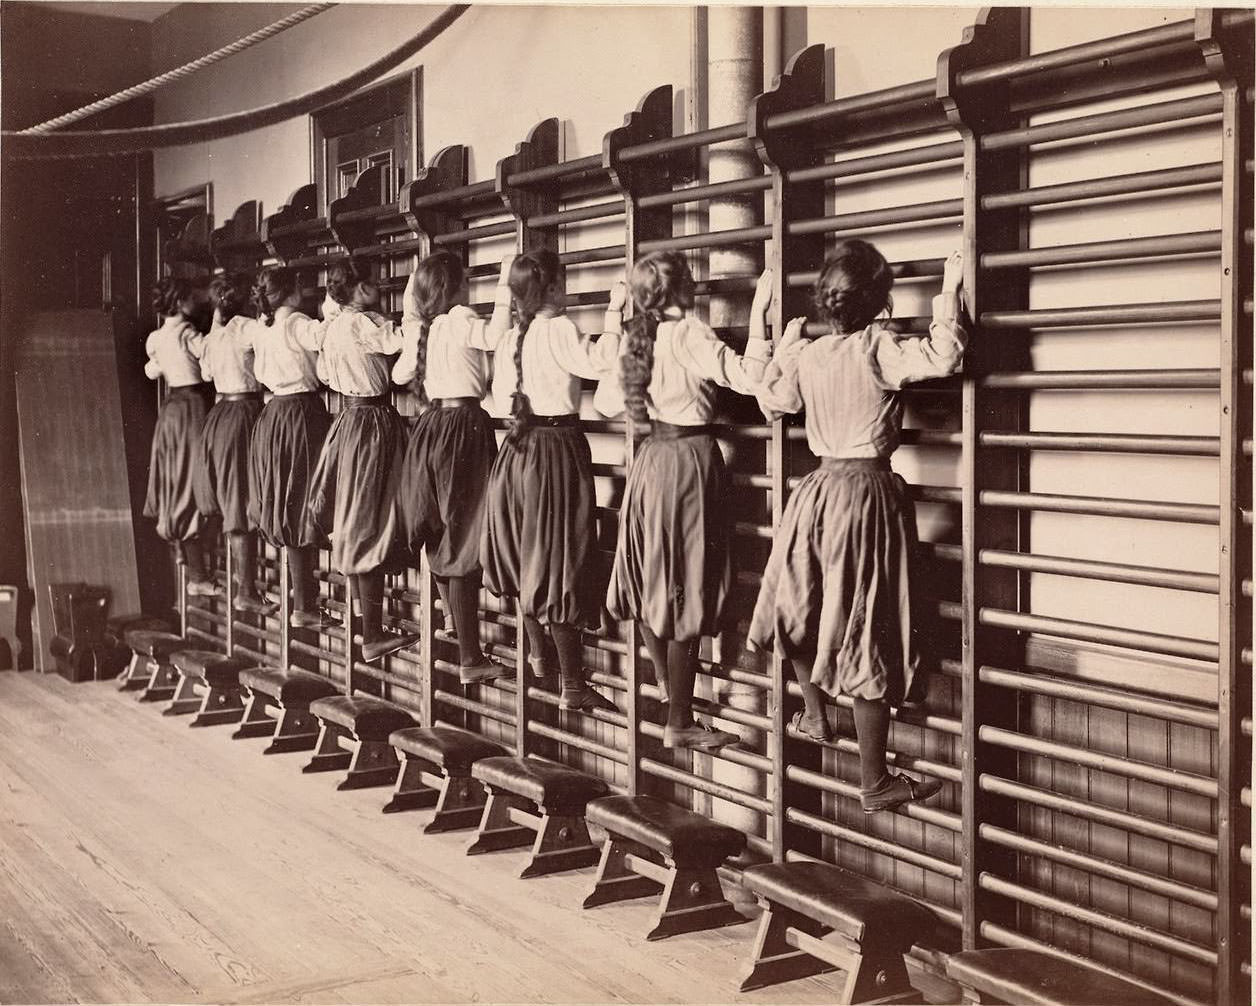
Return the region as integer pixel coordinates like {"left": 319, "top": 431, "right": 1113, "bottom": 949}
{"left": 3, "top": 4, "right": 469, "bottom": 159}
{"left": 22, "top": 4, "right": 336, "bottom": 134}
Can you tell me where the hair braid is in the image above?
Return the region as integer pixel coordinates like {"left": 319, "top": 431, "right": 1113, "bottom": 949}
{"left": 620, "top": 251, "right": 695, "bottom": 423}
{"left": 408, "top": 251, "right": 464, "bottom": 407}
{"left": 506, "top": 250, "right": 559, "bottom": 438}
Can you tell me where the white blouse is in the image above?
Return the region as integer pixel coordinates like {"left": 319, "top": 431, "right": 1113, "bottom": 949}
{"left": 302, "top": 299, "right": 403, "bottom": 398}
{"left": 241, "top": 308, "right": 324, "bottom": 397}
{"left": 488, "top": 312, "right": 620, "bottom": 417}
{"left": 595, "top": 314, "right": 772, "bottom": 424}
{"left": 199, "top": 314, "right": 260, "bottom": 395}
{"left": 144, "top": 316, "right": 205, "bottom": 388}
{"left": 393, "top": 304, "right": 507, "bottom": 401}
{"left": 755, "top": 292, "right": 966, "bottom": 459}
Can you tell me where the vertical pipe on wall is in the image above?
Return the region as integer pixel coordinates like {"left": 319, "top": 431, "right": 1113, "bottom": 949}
{"left": 704, "top": 3, "right": 765, "bottom": 837}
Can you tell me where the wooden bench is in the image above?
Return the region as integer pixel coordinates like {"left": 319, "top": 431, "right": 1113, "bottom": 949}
{"left": 468, "top": 756, "right": 609, "bottom": 879}
{"left": 739, "top": 861, "right": 935, "bottom": 1003}
{"left": 118, "top": 629, "right": 187, "bottom": 701}
{"left": 384, "top": 726, "right": 508, "bottom": 829}
{"left": 166, "top": 650, "right": 256, "bottom": 726}
{"left": 305, "top": 694, "right": 417, "bottom": 789}
{"left": 945, "top": 948, "right": 1179, "bottom": 1006}
{"left": 583, "top": 794, "right": 748, "bottom": 941}
{"left": 99, "top": 615, "right": 173, "bottom": 680}
{"left": 234, "top": 666, "right": 339, "bottom": 750}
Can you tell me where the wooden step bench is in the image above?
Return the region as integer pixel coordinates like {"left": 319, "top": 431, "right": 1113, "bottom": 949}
{"left": 468, "top": 756, "right": 609, "bottom": 879}
{"left": 739, "top": 861, "right": 935, "bottom": 1003}
{"left": 235, "top": 667, "right": 340, "bottom": 750}
{"left": 945, "top": 948, "right": 1179, "bottom": 1006}
{"left": 118, "top": 629, "right": 187, "bottom": 701}
{"left": 100, "top": 615, "right": 172, "bottom": 681}
{"left": 305, "top": 695, "right": 417, "bottom": 789}
{"left": 167, "top": 650, "right": 256, "bottom": 726}
{"left": 583, "top": 794, "right": 748, "bottom": 941}
{"left": 384, "top": 726, "right": 508, "bottom": 828}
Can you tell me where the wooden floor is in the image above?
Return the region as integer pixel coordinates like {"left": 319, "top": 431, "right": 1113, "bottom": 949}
{"left": 0, "top": 670, "right": 926, "bottom": 1006}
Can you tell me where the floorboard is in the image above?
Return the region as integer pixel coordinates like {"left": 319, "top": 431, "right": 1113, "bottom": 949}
{"left": 0, "top": 671, "right": 943, "bottom": 1004}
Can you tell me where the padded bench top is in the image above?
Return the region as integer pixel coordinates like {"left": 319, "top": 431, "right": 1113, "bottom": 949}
{"left": 742, "top": 861, "right": 935, "bottom": 947}
{"left": 123, "top": 630, "right": 185, "bottom": 658}
{"left": 945, "top": 949, "right": 1178, "bottom": 1006}
{"left": 171, "top": 650, "right": 254, "bottom": 684}
{"left": 240, "top": 667, "right": 339, "bottom": 705}
{"left": 107, "top": 615, "right": 173, "bottom": 640}
{"left": 472, "top": 756, "right": 610, "bottom": 810}
{"left": 389, "top": 726, "right": 508, "bottom": 773}
{"left": 310, "top": 694, "right": 416, "bottom": 740}
{"left": 587, "top": 795, "right": 746, "bottom": 863}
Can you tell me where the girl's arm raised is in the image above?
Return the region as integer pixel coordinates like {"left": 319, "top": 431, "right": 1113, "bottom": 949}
{"left": 872, "top": 249, "right": 968, "bottom": 388}
{"left": 754, "top": 318, "right": 807, "bottom": 420}
{"left": 143, "top": 331, "right": 162, "bottom": 380}
{"left": 672, "top": 315, "right": 772, "bottom": 395}
{"left": 466, "top": 254, "right": 516, "bottom": 352}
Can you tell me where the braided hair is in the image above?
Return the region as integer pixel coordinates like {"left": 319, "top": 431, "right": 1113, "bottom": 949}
{"left": 407, "top": 252, "right": 465, "bottom": 406}
{"left": 620, "top": 251, "right": 695, "bottom": 423}
{"left": 507, "top": 249, "right": 560, "bottom": 437}
{"left": 210, "top": 271, "right": 256, "bottom": 324}
{"left": 326, "top": 257, "right": 373, "bottom": 307}
{"left": 253, "top": 266, "right": 296, "bottom": 326}
{"left": 151, "top": 276, "right": 194, "bottom": 320}
{"left": 812, "top": 239, "right": 894, "bottom": 335}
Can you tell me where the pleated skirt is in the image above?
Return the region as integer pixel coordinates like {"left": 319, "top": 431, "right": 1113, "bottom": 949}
{"left": 195, "top": 394, "right": 263, "bottom": 533}
{"left": 307, "top": 398, "right": 406, "bottom": 575}
{"left": 482, "top": 422, "right": 595, "bottom": 626}
{"left": 144, "top": 384, "right": 211, "bottom": 543}
{"left": 398, "top": 402, "right": 498, "bottom": 577}
{"left": 606, "top": 424, "right": 730, "bottom": 641}
{"left": 748, "top": 458, "right": 924, "bottom": 704}
{"left": 248, "top": 392, "right": 331, "bottom": 549}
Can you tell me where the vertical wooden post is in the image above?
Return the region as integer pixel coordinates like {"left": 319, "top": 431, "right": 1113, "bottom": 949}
{"left": 936, "top": 7, "right": 1031, "bottom": 950}
{"left": 224, "top": 532, "right": 235, "bottom": 656}
{"left": 1194, "top": 13, "right": 1253, "bottom": 1004}
{"left": 402, "top": 145, "right": 472, "bottom": 732}
{"left": 604, "top": 84, "right": 676, "bottom": 796}
{"left": 497, "top": 118, "right": 560, "bottom": 758}
{"left": 747, "top": 44, "right": 826, "bottom": 863}
{"left": 278, "top": 547, "right": 291, "bottom": 670}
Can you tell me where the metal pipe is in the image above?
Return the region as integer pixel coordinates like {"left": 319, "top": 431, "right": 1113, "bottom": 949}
{"left": 786, "top": 808, "right": 963, "bottom": 879}
{"left": 974, "top": 549, "right": 1218, "bottom": 593}
{"left": 983, "top": 94, "right": 1222, "bottom": 152}
{"left": 978, "top": 489, "right": 1218, "bottom": 524}
{"left": 617, "top": 122, "right": 746, "bottom": 163}
{"left": 528, "top": 721, "right": 627, "bottom": 763}
{"left": 763, "top": 79, "right": 937, "bottom": 132}
{"left": 788, "top": 198, "right": 962, "bottom": 237}
{"left": 639, "top": 757, "right": 774, "bottom": 814}
{"left": 983, "top": 163, "right": 1222, "bottom": 211}
{"left": 983, "top": 231, "right": 1221, "bottom": 270}
{"left": 637, "top": 224, "right": 773, "bottom": 255}
{"left": 433, "top": 689, "right": 515, "bottom": 726}
{"left": 431, "top": 220, "right": 516, "bottom": 247}
{"left": 786, "top": 721, "right": 963, "bottom": 782}
{"left": 980, "top": 823, "right": 1217, "bottom": 910}
{"left": 981, "top": 368, "right": 1219, "bottom": 390}
{"left": 786, "top": 764, "right": 962, "bottom": 832}
{"left": 787, "top": 140, "right": 964, "bottom": 185}
{"left": 505, "top": 153, "right": 604, "bottom": 187}
{"left": 979, "top": 874, "right": 1217, "bottom": 965}
{"left": 637, "top": 175, "right": 771, "bottom": 209}
{"left": 980, "top": 775, "right": 1217, "bottom": 853}
{"left": 979, "top": 607, "right": 1217, "bottom": 662}
{"left": 527, "top": 199, "right": 623, "bottom": 229}
{"left": 980, "top": 430, "right": 1219, "bottom": 455}
{"left": 981, "top": 300, "right": 1220, "bottom": 329}
{"left": 639, "top": 721, "right": 772, "bottom": 774}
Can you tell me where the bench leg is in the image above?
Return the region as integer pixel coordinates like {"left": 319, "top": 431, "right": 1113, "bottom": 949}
{"left": 338, "top": 738, "right": 400, "bottom": 790}
{"left": 838, "top": 943, "right": 916, "bottom": 1005}
{"left": 302, "top": 722, "right": 352, "bottom": 773}
{"left": 582, "top": 839, "right": 663, "bottom": 909}
{"left": 426, "top": 772, "right": 488, "bottom": 834}
{"left": 117, "top": 652, "right": 148, "bottom": 691}
{"left": 381, "top": 755, "right": 440, "bottom": 814}
{"left": 266, "top": 705, "right": 320, "bottom": 754}
{"left": 231, "top": 690, "right": 277, "bottom": 740}
{"left": 646, "top": 863, "right": 746, "bottom": 941}
{"left": 139, "top": 659, "right": 179, "bottom": 703}
{"left": 954, "top": 983, "right": 993, "bottom": 1005}
{"left": 466, "top": 790, "right": 534, "bottom": 855}
{"left": 739, "top": 904, "right": 837, "bottom": 992}
{"left": 162, "top": 673, "right": 202, "bottom": 716}
{"left": 519, "top": 811, "right": 599, "bottom": 879}
{"left": 190, "top": 683, "right": 246, "bottom": 727}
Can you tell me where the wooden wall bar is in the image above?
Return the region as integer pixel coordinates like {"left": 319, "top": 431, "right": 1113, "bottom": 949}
{"left": 182, "top": 11, "right": 1253, "bottom": 1004}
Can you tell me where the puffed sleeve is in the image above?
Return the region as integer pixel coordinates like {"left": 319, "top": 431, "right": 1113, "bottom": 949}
{"left": 353, "top": 312, "right": 403, "bottom": 355}
{"left": 593, "top": 329, "right": 628, "bottom": 418}
{"left": 198, "top": 328, "right": 217, "bottom": 383}
{"left": 395, "top": 271, "right": 423, "bottom": 384}
{"left": 870, "top": 292, "right": 967, "bottom": 389}
{"left": 232, "top": 315, "right": 256, "bottom": 352}
{"left": 755, "top": 336, "right": 805, "bottom": 421}
{"left": 180, "top": 320, "right": 207, "bottom": 364}
{"left": 143, "top": 330, "right": 162, "bottom": 381}
{"left": 548, "top": 316, "right": 620, "bottom": 380}
{"left": 671, "top": 318, "right": 771, "bottom": 394}
{"left": 465, "top": 302, "right": 513, "bottom": 353}
{"left": 292, "top": 311, "right": 330, "bottom": 353}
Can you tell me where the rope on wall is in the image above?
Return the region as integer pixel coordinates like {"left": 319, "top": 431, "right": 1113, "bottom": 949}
{"left": 2, "top": 4, "right": 470, "bottom": 160}
{"left": 21, "top": 4, "right": 337, "bottom": 134}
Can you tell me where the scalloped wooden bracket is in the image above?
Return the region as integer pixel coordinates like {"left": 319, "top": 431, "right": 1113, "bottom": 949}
{"left": 210, "top": 200, "right": 263, "bottom": 273}
{"left": 401, "top": 144, "right": 469, "bottom": 256}
{"left": 261, "top": 183, "right": 318, "bottom": 264}
{"left": 748, "top": 44, "right": 825, "bottom": 171}
{"left": 329, "top": 162, "right": 390, "bottom": 254}
{"left": 496, "top": 117, "right": 560, "bottom": 254}
{"left": 603, "top": 84, "right": 674, "bottom": 195}
{"left": 935, "top": 7, "right": 1026, "bottom": 131}
{"left": 1194, "top": 8, "right": 1254, "bottom": 91}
